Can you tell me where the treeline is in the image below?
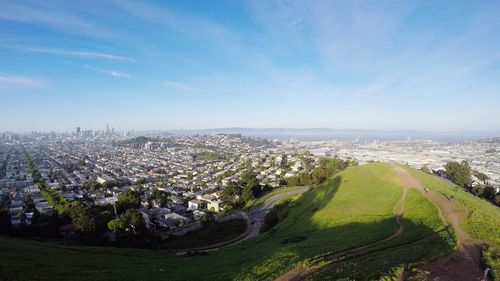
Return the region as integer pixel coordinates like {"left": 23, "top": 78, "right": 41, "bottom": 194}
{"left": 422, "top": 161, "right": 499, "bottom": 206}
{"left": 221, "top": 156, "right": 354, "bottom": 211}
{"left": 287, "top": 156, "right": 355, "bottom": 187}
{"left": 27, "top": 155, "right": 44, "bottom": 184}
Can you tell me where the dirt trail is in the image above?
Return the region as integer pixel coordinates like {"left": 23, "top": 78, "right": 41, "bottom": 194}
{"left": 277, "top": 166, "right": 487, "bottom": 281}
{"left": 391, "top": 165, "right": 484, "bottom": 281}
{"left": 276, "top": 180, "right": 409, "bottom": 281}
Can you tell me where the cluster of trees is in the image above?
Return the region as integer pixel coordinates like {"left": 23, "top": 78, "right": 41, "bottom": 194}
{"left": 470, "top": 170, "right": 499, "bottom": 205}
{"left": 107, "top": 209, "right": 146, "bottom": 244}
{"left": 27, "top": 155, "right": 44, "bottom": 184}
{"left": 441, "top": 161, "right": 499, "bottom": 206}
{"left": 221, "top": 170, "right": 270, "bottom": 209}
{"left": 115, "top": 189, "right": 141, "bottom": 214}
{"left": 221, "top": 156, "right": 353, "bottom": 211}
{"left": 444, "top": 161, "right": 472, "bottom": 188}
{"left": 287, "top": 156, "right": 354, "bottom": 187}
{"left": 30, "top": 183, "right": 113, "bottom": 239}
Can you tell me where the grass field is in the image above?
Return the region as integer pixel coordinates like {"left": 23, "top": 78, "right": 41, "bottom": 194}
{"left": 404, "top": 166, "right": 500, "bottom": 278}
{"left": 0, "top": 163, "right": 485, "bottom": 281}
{"left": 309, "top": 188, "right": 456, "bottom": 280}
{"left": 404, "top": 166, "right": 500, "bottom": 244}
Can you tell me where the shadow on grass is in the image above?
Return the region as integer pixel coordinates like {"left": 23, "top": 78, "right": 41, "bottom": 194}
{"left": 0, "top": 174, "right": 456, "bottom": 281}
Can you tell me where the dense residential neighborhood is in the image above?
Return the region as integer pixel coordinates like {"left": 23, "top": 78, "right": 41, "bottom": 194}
{"left": 0, "top": 132, "right": 317, "bottom": 238}
{"left": 1, "top": 131, "right": 499, "bottom": 242}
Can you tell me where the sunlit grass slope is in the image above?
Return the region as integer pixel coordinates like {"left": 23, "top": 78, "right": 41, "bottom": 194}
{"left": 404, "top": 166, "right": 500, "bottom": 244}
{"left": 311, "top": 188, "right": 456, "bottom": 280}
{"left": 0, "top": 163, "right": 452, "bottom": 281}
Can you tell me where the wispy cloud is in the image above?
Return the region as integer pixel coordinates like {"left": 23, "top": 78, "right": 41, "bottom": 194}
{"left": 7, "top": 45, "right": 132, "bottom": 61}
{"left": 110, "top": 0, "right": 241, "bottom": 54}
{"left": 0, "top": 74, "right": 46, "bottom": 88}
{"left": 249, "top": 0, "right": 309, "bottom": 48}
{"left": 0, "top": 1, "right": 111, "bottom": 37}
{"left": 355, "top": 74, "right": 403, "bottom": 96}
{"left": 162, "top": 80, "right": 196, "bottom": 92}
{"left": 101, "top": 70, "right": 131, "bottom": 78}
{"left": 82, "top": 65, "right": 131, "bottom": 78}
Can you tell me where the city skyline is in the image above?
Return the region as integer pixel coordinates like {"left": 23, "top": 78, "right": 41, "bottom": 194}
{"left": 1, "top": 1, "right": 500, "bottom": 132}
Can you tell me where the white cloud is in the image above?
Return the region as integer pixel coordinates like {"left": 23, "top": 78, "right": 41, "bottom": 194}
{"left": 0, "top": 74, "right": 46, "bottom": 88}
{"left": 7, "top": 46, "right": 132, "bottom": 61}
{"left": 82, "top": 65, "right": 131, "bottom": 78}
{"left": 101, "top": 70, "right": 131, "bottom": 78}
{"left": 162, "top": 80, "right": 196, "bottom": 92}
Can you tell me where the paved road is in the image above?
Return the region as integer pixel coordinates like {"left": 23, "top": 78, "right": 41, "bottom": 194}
{"left": 174, "top": 187, "right": 309, "bottom": 253}
{"left": 243, "top": 188, "right": 310, "bottom": 240}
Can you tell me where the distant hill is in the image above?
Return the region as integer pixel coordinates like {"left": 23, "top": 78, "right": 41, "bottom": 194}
{"left": 166, "top": 127, "right": 500, "bottom": 142}
{"left": 0, "top": 163, "right": 498, "bottom": 280}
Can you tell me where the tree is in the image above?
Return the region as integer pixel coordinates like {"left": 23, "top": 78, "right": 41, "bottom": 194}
{"left": 0, "top": 209, "right": 11, "bottom": 235}
{"left": 116, "top": 189, "right": 141, "bottom": 214}
{"left": 299, "top": 172, "right": 310, "bottom": 186}
{"left": 287, "top": 177, "right": 300, "bottom": 187}
{"left": 420, "top": 165, "right": 432, "bottom": 174}
{"left": 310, "top": 156, "right": 350, "bottom": 185}
{"left": 241, "top": 170, "right": 259, "bottom": 188}
{"left": 242, "top": 185, "right": 255, "bottom": 202}
{"left": 150, "top": 188, "right": 170, "bottom": 207}
{"left": 482, "top": 184, "right": 496, "bottom": 201}
{"left": 471, "top": 184, "right": 484, "bottom": 197}
{"left": 200, "top": 212, "right": 215, "bottom": 227}
{"left": 107, "top": 209, "right": 146, "bottom": 242}
{"left": 67, "top": 202, "right": 97, "bottom": 235}
{"left": 221, "top": 181, "right": 241, "bottom": 208}
{"left": 240, "top": 169, "right": 261, "bottom": 199}
{"left": 444, "top": 161, "right": 472, "bottom": 188}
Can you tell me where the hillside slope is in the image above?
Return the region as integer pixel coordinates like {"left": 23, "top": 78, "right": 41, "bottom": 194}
{"left": 0, "top": 163, "right": 485, "bottom": 281}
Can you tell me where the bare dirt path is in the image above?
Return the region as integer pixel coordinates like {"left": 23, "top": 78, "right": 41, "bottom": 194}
{"left": 391, "top": 165, "right": 485, "bottom": 281}
{"left": 277, "top": 165, "right": 487, "bottom": 281}
{"left": 276, "top": 180, "right": 409, "bottom": 281}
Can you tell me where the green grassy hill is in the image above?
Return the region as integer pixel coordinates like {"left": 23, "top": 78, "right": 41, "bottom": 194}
{"left": 0, "top": 163, "right": 495, "bottom": 281}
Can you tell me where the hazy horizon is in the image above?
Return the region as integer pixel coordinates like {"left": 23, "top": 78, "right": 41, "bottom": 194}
{"left": 4, "top": 127, "right": 500, "bottom": 143}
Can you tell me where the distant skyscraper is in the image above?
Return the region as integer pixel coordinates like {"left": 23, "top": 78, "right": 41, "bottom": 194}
{"left": 76, "top": 127, "right": 81, "bottom": 135}
{"left": 106, "top": 123, "right": 109, "bottom": 134}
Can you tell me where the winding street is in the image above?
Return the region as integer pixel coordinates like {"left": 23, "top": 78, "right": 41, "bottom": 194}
{"left": 174, "top": 187, "right": 309, "bottom": 254}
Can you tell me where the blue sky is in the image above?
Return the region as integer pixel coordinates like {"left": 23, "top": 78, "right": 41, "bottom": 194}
{"left": 1, "top": 0, "right": 500, "bottom": 133}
